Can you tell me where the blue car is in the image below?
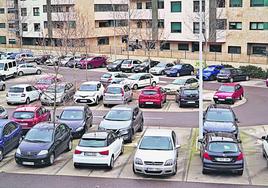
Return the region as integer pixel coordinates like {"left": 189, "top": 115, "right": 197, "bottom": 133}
{"left": 197, "top": 65, "right": 224, "bottom": 81}
{"left": 0, "top": 120, "right": 22, "bottom": 161}
{"left": 165, "top": 64, "right": 195, "bottom": 77}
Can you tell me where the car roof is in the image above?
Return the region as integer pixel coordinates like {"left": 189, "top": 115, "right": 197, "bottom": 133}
{"left": 111, "top": 104, "right": 137, "bottom": 111}
{"left": 10, "top": 84, "right": 31, "bottom": 88}
{"left": 107, "top": 84, "right": 124, "bottom": 88}
{"left": 82, "top": 131, "right": 110, "bottom": 139}
{"left": 144, "top": 128, "right": 173, "bottom": 137}
{"left": 222, "top": 83, "right": 239, "bottom": 86}
{"left": 143, "top": 86, "right": 161, "bottom": 90}
{"left": 206, "top": 133, "right": 237, "bottom": 142}
{"left": 62, "top": 106, "right": 85, "bottom": 111}
{"left": 81, "top": 81, "right": 100, "bottom": 85}
{"left": 175, "top": 76, "right": 196, "bottom": 80}
{"left": 15, "top": 105, "right": 41, "bottom": 112}
{"left": 33, "top": 122, "right": 59, "bottom": 129}
{"left": 222, "top": 67, "right": 234, "bottom": 70}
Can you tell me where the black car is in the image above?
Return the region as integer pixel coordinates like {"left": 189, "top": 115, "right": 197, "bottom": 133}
{"left": 176, "top": 87, "right": 199, "bottom": 108}
{"left": 57, "top": 105, "right": 93, "bottom": 138}
{"left": 199, "top": 132, "right": 244, "bottom": 175}
{"left": 106, "top": 59, "right": 124, "bottom": 71}
{"left": 35, "top": 55, "right": 52, "bottom": 65}
{"left": 133, "top": 60, "right": 160, "bottom": 73}
{"left": 203, "top": 104, "right": 239, "bottom": 138}
{"left": 15, "top": 122, "right": 72, "bottom": 166}
{"left": 217, "top": 68, "right": 250, "bottom": 83}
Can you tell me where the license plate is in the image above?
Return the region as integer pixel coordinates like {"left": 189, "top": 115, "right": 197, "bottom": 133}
{"left": 218, "top": 98, "right": 225, "bottom": 101}
{"left": 84, "top": 152, "right": 97, "bottom": 156}
{"left": 80, "top": 100, "right": 87, "bottom": 102}
{"left": 147, "top": 168, "right": 160, "bottom": 171}
{"left": 20, "top": 123, "right": 28, "bottom": 126}
{"left": 215, "top": 158, "right": 231, "bottom": 162}
{"left": 187, "top": 101, "right": 195, "bottom": 104}
{"left": 22, "top": 161, "right": 34, "bottom": 165}
{"left": 145, "top": 102, "right": 154, "bottom": 104}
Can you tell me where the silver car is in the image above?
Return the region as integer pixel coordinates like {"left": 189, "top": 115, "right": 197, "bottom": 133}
{"left": 99, "top": 105, "right": 144, "bottom": 142}
{"left": 0, "top": 106, "right": 8, "bottom": 119}
{"left": 17, "top": 64, "right": 42, "bottom": 76}
{"left": 103, "top": 84, "right": 132, "bottom": 106}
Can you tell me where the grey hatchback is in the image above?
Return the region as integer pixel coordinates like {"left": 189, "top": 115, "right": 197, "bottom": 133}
{"left": 98, "top": 105, "right": 144, "bottom": 143}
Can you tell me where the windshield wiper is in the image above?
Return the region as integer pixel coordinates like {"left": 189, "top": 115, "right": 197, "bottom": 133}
{"left": 26, "top": 139, "right": 48, "bottom": 143}
{"left": 223, "top": 151, "right": 236, "bottom": 153}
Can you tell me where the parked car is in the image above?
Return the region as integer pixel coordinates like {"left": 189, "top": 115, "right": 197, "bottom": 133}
{"left": 133, "top": 60, "right": 160, "bottom": 73}
{"left": 203, "top": 104, "right": 239, "bottom": 138}
{"left": 163, "top": 76, "right": 199, "bottom": 94}
{"left": 59, "top": 56, "right": 76, "bottom": 67}
{"left": 99, "top": 105, "right": 144, "bottom": 143}
{"left": 197, "top": 65, "right": 224, "bottom": 81}
{"left": 74, "top": 81, "right": 104, "bottom": 105}
{"left": 133, "top": 129, "right": 180, "bottom": 176}
{"left": 120, "top": 59, "right": 142, "bottom": 73}
{"left": 73, "top": 130, "right": 124, "bottom": 169}
{"left": 103, "top": 84, "right": 132, "bottom": 106}
{"left": 261, "top": 134, "right": 268, "bottom": 161}
{"left": 199, "top": 132, "right": 244, "bottom": 175}
{"left": 34, "top": 54, "right": 52, "bottom": 65}
{"left": 0, "top": 120, "right": 22, "bottom": 161}
{"left": 44, "top": 56, "right": 59, "bottom": 66}
{"left": 17, "top": 64, "right": 42, "bottom": 76}
{"left": 0, "top": 106, "right": 8, "bottom": 119}
{"left": 6, "top": 84, "right": 40, "bottom": 105}
{"left": 57, "top": 106, "right": 93, "bottom": 138}
{"left": 34, "top": 75, "right": 61, "bottom": 91}
{"left": 0, "top": 60, "right": 18, "bottom": 80}
{"left": 0, "top": 79, "right": 5, "bottom": 91}
{"left": 11, "top": 105, "right": 51, "bottom": 132}
{"left": 176, "top": 87, "right": 199, "bottom": 108}
{"left": 165, "top": 64, "right": 194, "bottom": 77}
{"left": 217, "top": 68, "right": 250, "bottom": 83}
{"left": 40, "top": 82, "right": 75, "bottom": 105}
{"left": 100, "top": 72, "right": 128, "bottom": 86}
{"left": 122, "top": 73, "right": 159, "bottom": 90}
{"left": 138, "top": 86, "right": 166, "bottom": 108}
{"left": 78, "top": 56, "right": 107, "bottom": 69}
{"left": 15, "top": 122, "right": 72, "bottom": 166}
{"left": 213, "top": 83, "right": 244, "bottom": 104}
{"left": 149, "top": 62, "right": 174, "bottom": 75}
{"left": 106, "top": 59, "right": 124, "bottom": 71}
{"left": 15, "top": 53, "right": 35, "bottom": 63}
{"left": 67, "top": 57, "right": 86, "bottom": 68}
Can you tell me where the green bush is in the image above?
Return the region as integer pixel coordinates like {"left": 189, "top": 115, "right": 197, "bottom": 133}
{"left": 239, "top": 65, "right": 268, "bottom": 79}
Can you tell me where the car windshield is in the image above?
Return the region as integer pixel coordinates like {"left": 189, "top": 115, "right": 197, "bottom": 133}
{"left": 102, "top": 73, "right": 112, "bottom": 78}
{"left": 142, "top": 90, "right": 157, "bottom": 95}
{"left": 106, "top": 87, "right": 122, "bottom": 94}
{"left": 140, "top": 62, "right": 149, "bottom": 66}
{"left": 182, "top": 89, "right": 198, "bottom": 95}
{"left": 13, "top": 111, "right": 34, "bottom": 119}
{"left": 0, "top": 107, "right": 5, "bottom": 113}
{"left": 122, "top": 60, "right": 132, "bottom": 64}
{"left": 220, "top": 69, "right": 231, "bottom": 74}
{"left": 218, "top": 85, "right": 235, "bottom": 92}
{"left": 86, "top": 58, "right": 93, "bottom": 61}
{"left": 60, "top": 110, "right": 84, "bottom": 120}
{"left": 46, "top": 86, "right": 65, "bottom": 93}
{"left": 36, "top": 79, "right": 52, "bottom": 85}
{"left": 171, "top": 79, "right": 186, "bottom": 85}
{"left": 112, "top": 60, "right": 122, "bottom": 64}
{"left": 0, "top": 63, "right": 4, "bottom": 70}
{"left": 25, "top": 128, "right": 53, "bottom": 143}
{"left": 172, "top": 65, "right": 182, "bottom": 69}
{"left": 204, "top": 67, "right": 215, "bottom": 71}
{"left": 9, "top": 87, "right": 24, "bottom": 93}
{"left": 139, "top": 136, "right": 173, "bottom": 150}
{"left": 155, "top": 63, "right": 166, "bottom": 67}
{"left": 79, "top": 138, "right": 107, "bottom": 147}
{"left": 206, "top": 110, "right": 234, "bottom": 122}
{"left": 79, "top": 84, "right": 97, "bottom": 91}
{"left": 128, "top": 74, "right": 141, "bottom": 80}
{"left": 208, "top": 142, "right": 239, "bottom": 153}
{"left": 105, "top": 110, "right": 132, "bottom": 121}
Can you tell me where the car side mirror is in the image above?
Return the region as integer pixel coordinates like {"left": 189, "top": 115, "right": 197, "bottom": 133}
{"left": 56, "top": 115, "right": 60, "bottom": 119}
{"left": 175, "top": 144, "right": 181, "bottom": 149}
{"left": 262, "top": 136, "right": 266, "bottom": 140}
{"left": 237, "top": 139, "right": 242, "bottom": 143}
{"left": 103, "top": 115, "right": 106, "bottom": 119}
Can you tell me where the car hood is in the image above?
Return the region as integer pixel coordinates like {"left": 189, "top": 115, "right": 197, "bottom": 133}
{"left": 203, "top": 121, "right": 236, "bottom": 133}
{"left": 214, "top": 91, "right": 233, "bottom": 97}
{"left": 19, "top": 140, "right": 52, "bottom": 152}
{"left": 107, "top": 64, "right": 119, "bottom": 68}
{"left": 58, "top": 119, "right": 84, "bottom": 130}
{"left": 151, "top": 67, "right": 164, "bottom": 72}
{"left": 99, "top": 119, "right": 132, "bottom": 130}
{"left": 42, "top": 92, "right": 64, "bottom": 99}
{"left": 135, "top": 149, "right": 174, "bottom": 162}
{"left": 167, "top": 68, "right": 179, "bottom": 72}
{"left": 75, "top": 90, "right": 97, "bottom": 96}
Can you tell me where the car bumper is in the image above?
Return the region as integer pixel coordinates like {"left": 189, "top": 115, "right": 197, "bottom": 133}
{"left": 150, "top": 71, "right": 161, "bottom": 75}
{"left": 74, "top": 97, "right": 97, "bottom": 105}
{"left": 133, "top": 164, "right": 175, "bottom": 176}
{"left": 6, "top": 97, "right": 27, "bottom": 104}
{"left": 139, "top": 100, "right": 161, "bottom": 106}
{"left": 103, "top": 99, "right": 125, "bottom": 105}
{"left": 166, "top": 73, "right": 177, "bottom": 77}
{"left": 15, "top": 154, "right": 50, "bottom": 166}
{"left": 213, "top": 97, "right": 234, "bottom": 103}
{"left": 180, "top": 100, "right": 199, "bottom": 106}
{"left": 73, "top": 155, "right": 110, "bottom": 166}
{"left": 203, "top": 160, "right": 243, "bottom": 172}
{"left": 217, "top": 77, "right": 230, "bottom": 82}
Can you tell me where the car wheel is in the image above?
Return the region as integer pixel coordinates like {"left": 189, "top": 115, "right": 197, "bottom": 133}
{"left": 13, "top": 73, "right": 17, "bottom": 78}
{"left": 36, "top": 70, "right": 42, "bottom": 75}
{"left": 245, "top": 76, "right": 250, "bottom": 81}
{"left": 179, "top": 103, "right": 183, "bottom": 108}
{"left": 49, "top": 153, "right": 55, "bottom": 165}
{"left": 133, "top": 84, "right": 138, "bottom": 90}
{"left": 151, "top": 81, "right": 156, "bottom": 87}
{"left": 18, "top": 71, "right": 23, "bottom": 76}
{"left": 1, "top": 76, "right": 6, "bottom": 81}
{"left": 229, "top": 78, "right": 234, "bottom": 83}
{"left": 214, "top": 99, "right": 219, "bottom": 104}
{"left": 263, "top": 148, "right": 266, "bottom": 158}
{"left": 138, "top": 120, "right": 144, "bottom": 132}
{"left": 230, "top": 99, "right": 235, "bottom": 105}
{"left": 0, "top": 148, "right": 3, "bottom": 162}
{"left": 25, "top": 97, "right": 30, "bottom": 104}
{"left": 127, "top": 130, "right": 133, "bottom": 143}
{"left": 87, "top": 64, "right": 92, "bottom": 69}
{"left": 74, "top": 163, "right": 80, "bottom": 169}
{"left": 95, "top": 97, "right": 99, "bottom": 105}
{"left": 159, "top": 101, "right": 163, "bottom": 108}
{"left": 161, "top": 70, "right": 165, "bottom": 75}
{"left": 139, "top": 103, "right": 143, "bottom": 108}
{"left": 172, "top": 163, "right": 177, "bottom": 176}
{"left": 190, "top": 71, "right": 194, "bottom": 75}
{"left": 239, "top": 94, "right": 243, "bottom": 100}
{"left": 177, "top": 72, "right": 180, "bottom": 77}
{"left": 66, "top": 139, "right": 72, "bottom": 151}
{"left": 132, "top": 163, "right": 137, "bottom": 174}
{"left": 202, "top": 167, "right": 208, "bottom": 174}
{"left": 108, "top": 156, "right": 114, "bottom": 169}
{"left": 1, "top": 84, "right": 5, "bottom": 91}
{"left": 120, "top": 145, "right": 124, "bottom": 155}
{"left": 237, "top": 170, "right": 243, "bottom": 176}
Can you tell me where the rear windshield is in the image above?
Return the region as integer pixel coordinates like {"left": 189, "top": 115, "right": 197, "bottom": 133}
{"left": 182, "top": 89, "right": 198, "bottom": 95}
{"left": 106, "top": 87, "right": 122, "bottom": 94}
{"left": 122, "top": 60, "right": 132, "bottom": 64}
{"left": 13, "top": 111, "right": 34, "bottom": 119}
{"left": 79, "top": 84, "right": 97, "bottom": 91}
{"left": 208, "top": 142, "right": 239, "bottom": 153}
{"left": 37, "top": 79, "right": 52, "bottom": 85}
{"left": 9, "top": 87, "right": 24, "bottom": 93}
{"left": 142, "top": 90, "right": 157, "bottom": 95}
{"left": 102, "top": 73, "right": 112, "bottom": 78}
{"left": 79, "top": 138, "right": 107, "bottom": 147}
{"left": 206, "top": 110, "right": 234, "bottom": 122}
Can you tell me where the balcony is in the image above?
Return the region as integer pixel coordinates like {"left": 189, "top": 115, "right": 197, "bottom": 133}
{"left": 51, "top": 0, "right": 75, "bottom": 5}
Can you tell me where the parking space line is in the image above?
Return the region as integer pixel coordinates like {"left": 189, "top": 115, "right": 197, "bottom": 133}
{"left": 54, "top": 157, "right": 73, "bottom": 175}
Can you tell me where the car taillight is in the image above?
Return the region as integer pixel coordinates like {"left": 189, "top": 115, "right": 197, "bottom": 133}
{"left": 21, "top": 93, "right": 26, "bottom": 97}
{"left": 203, "top": 152, "right": 211, "bottom": 160}
{"left": 121, "top": 89, "right": 124, "bottom": 96}
{"left": 237, "top": 152, "right": 243, "bottom": 161}
{"left": 128, "top": 64, "right": 131, "bottom": 67}
{"left": 108, "top": 78, "right": 112, "bottom": 82}
{"left": 74, "top": 150, "right": 82, "bottom": 154}
{"left": 99, "top": 150, "right": 109, "bottom": 155}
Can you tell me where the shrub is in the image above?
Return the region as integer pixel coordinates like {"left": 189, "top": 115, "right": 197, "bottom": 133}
{"left": 239, "top": 65, "right": 267, "bottom": 79}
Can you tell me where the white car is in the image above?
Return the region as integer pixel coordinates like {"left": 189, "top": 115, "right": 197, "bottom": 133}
{"left": 17, "top": 64, "right": 42, "bottom": 76}
{"left": 122, "top": 73, "right": 159, "bottom": 90}
{"left": 60, "top": 56, "right": 75, "bottom": 67}
{"left": 74, "top": 81, "right": 104, "bottom": 105}
{"left": 6, "top": 84, "right": 40, "bottom": 105}
{"left": 73, "top": 131, "right": 124, "bottom": 169}
{"left": 100, "top": 72, "right": 128, "bottom": 85}
{"left": 133, "top": 129, "right": 180, "bottom": 176}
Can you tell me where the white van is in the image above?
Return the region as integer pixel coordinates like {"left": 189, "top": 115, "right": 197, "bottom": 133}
{"left": 0, "top": 60, "right": 17, "bottom": 80}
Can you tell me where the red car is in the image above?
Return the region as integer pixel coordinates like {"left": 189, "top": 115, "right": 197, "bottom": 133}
{"left": 12, "top": 105, "right": 51, "bottom": 132}
{"left": 138, "top": 86, "right": 167, "bottom": 108}
{"left": 213, "top": 83, "right": 244, "bottom": 104}
{"left": 34, "top": 75, "right": 61, "bottom": 91}
{"left": 78, "top": 56, "right": 107, "bottom": 69}
{"left": 266, "top": 79, "right": 268, "bottom": 87}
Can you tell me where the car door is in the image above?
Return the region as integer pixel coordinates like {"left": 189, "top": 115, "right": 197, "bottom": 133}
{"left": 190, "top": 78, "right": 199, "bottom": 88}
{"left": 8, "top": 122, "right": 20, "bottom": 149}
{"left": 231, "top": 69, "right": 239, "bottom": 81}
{"left": 112, "top": 132, "right": 122, "bottom": 158}
{"left": 172, "top": 131, "right": 178, "bottom": 158}
{"left": 138, "top": 75, "right": 146, "bottom": 87}
{"left": 236, "top": 69, "right": 245, "bottom": 81}
{"left": 20, "top": 64, "right": 27, "bottom": 74}
{"left": 31, "top": 86, "right": 39, "bottom": 100}
{"left": 185, "top": 64, "right": 193, "bottom": 75}
{"left": 160, "top": 87, "right": 166, "bottom": 103}
{"left": 85, "top": 106, "right": 93, "bottom": 126}
{"left": 235, "top": 84, "right": 243, "bottom": 98}
{"left": 54, "top": 126, "right": 64, "bottom": 157}
{"left": 264, "top": 136, "right": 268, "bottom": 156}
{"left": 2, "top": 124, "right": 13, "bottom": 153}
{"left": 107, "top": 133, "right": 118, "bottom": 158}
{"left": 132, "top": 108, "right": 141, "bottom": 132}
{"left": 123, "top": 85, "right": 130, "bottom": 101}
{"left": 26, "top": 64, "right": 35, "bottom": 74}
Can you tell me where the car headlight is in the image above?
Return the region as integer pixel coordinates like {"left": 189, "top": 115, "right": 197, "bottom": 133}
{"left": 16, "top": 148, "right": 21, "bottom": 155}
{"left": 76, "top": 126, "right": 84, "bottom": 132}
{"left": 37, "top": 150, "right": 48, "bottom": 156}
{"left": 135, "top": 158, "right": 143, "bottom": 165}
{"left": 226, "top": 96, "right": 233, "bottom": 99}
{"left": 213, "top": 96, "right": 218, "bottom": 98}
{"left": 89, "top": 93, "right": 96, "bottom": 97}
{"left": 164, "top": 159, "right": 174, "bottom": 166}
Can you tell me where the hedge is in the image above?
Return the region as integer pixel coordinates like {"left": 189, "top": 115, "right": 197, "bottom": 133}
{"left": 239, "top": 65, "right": 268, "bottom": 79}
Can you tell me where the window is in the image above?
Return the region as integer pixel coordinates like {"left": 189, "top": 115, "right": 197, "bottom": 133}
{"left": 98, "top": 20, "right": 127, "bottom": 27}
{"left": 171, "top": 1, "right": 182, "bottom": 12}
{"left": 160, "top": 42, "right": 170, "bottom": 50}
{"left": 178, "top": 43, "right": 189, "bottom": 51}
{"left": 209, "top": 44, "right": 222, "bottom": 52}
{"left": 0, "top": 23, "right": 5, "bottom": 28}
{"left": 94, "top": 4, "right": 128, "bottom": 12}
{"left": 146, "top": 2, "right": 152, "bottom": 9}
{"left": 0, "top": 36, "right": 6, "bottom": 44}
{"left": 8, "top": 23, "right": 15, "bottom": 29}
{"left": 250, "top": 22, "right": 268, "bottom": 30}
{"left": 34, "top": 23, "right": 40, "bottom": 32}
{"left": 193, "top": 1, "right": 205, "bottom": 12}
{"left": 216, "top": 19, "right": 227, "bottom": 30}
{"left": 171, "top": 22, "right": 181, "bottom": 33}
{"left": 22, "top": 23, "right": 28, "bottom": 31}
{"left": 9, "top": 39, "right": 16, "bottom": 44}
{"left": 68, "top": 21, "right": 76, "bottom": 28}
{"left": 193, "top": 22, "right": 205, "bottom": 34}
{"left": 229, "top": 22, "right": 242, "bottom": 30}
{"left": 136, "top": 21, "right": 142, "bottom": 28}
{"left": 252, "top": 46, "right": 267, "bottom": 55}
{"left": 0, "top": 8, "right": 5, "bottom": 14}
{"left": 158, "top": 1, "right": 164, "bottom": 9}
{"left": 43, "top": 5, "right": 47, "bottom": 13}
{"left": 97, "top": 37, "right": 109, "bottom": 45}
{"left": 217, "top": 0, "right": 226, "bottom": 7}
{"left": 229, "top": 0, "right": 242, "bottom": 7}
{"left": 21, "top": 8, "right": 27, "bottom": 16}
{"left": 33, "top": 7, "right": 40, "bottom": 16}
{"left": 158, "top": 19, "right": 164, "bottom": 28}
{"left": 228, "top": 46, "right": 241, "bottom": 54}
{"left": 7, "top": 8, "right": 16, "bottom": 13}
{"left": 250, "top": 0, "right": 268, "bottom": 6}
{"left": 137, "top": 2, "right": 142, "bottom": 9}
